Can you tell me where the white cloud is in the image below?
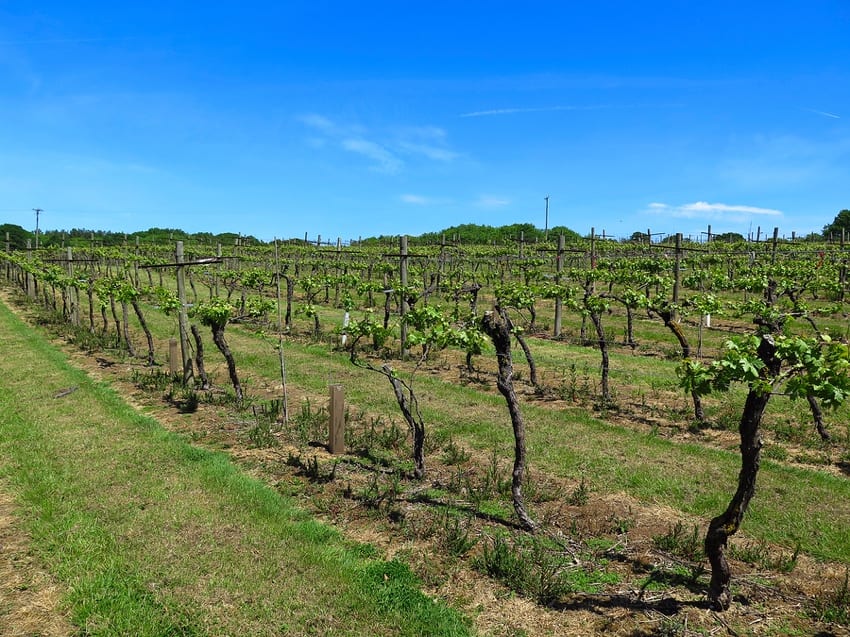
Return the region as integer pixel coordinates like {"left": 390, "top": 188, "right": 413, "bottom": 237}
{"left": 298, "top": 114, "right": 457, "bottom": 172}
{"left": 398, "top": 142, "right": 458, "bottom": 162}
{"left": 401, "top": 194, "right": 429, "bottom": 205}
{"left": 298, "top": 113, "right": 336, "bottom": 132}
{"left": 801, "top": 107, "right": 840, "bottom": 119}
{"left": 475, "top": 195, "right": 511, "bottom": 208}
{"left": 341, "top": 138, "right": 401, "bottom": 173}
{"left": 649, "top": 201, "right": 783, "bottom": 219}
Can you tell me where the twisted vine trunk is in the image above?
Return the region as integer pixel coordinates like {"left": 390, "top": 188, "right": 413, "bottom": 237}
{"left": 480, "top": 308, "right": 535, "bottom": 531}
{"left": 807, "top": 394, "right": 830, "bottom": 441}
{"left": 120, "top": 301, "right": 137, "bottom": 357}
{"left": 210, "top": 323, "right": 242, "bottom": 405}
{"left": 190, "top": 324, "right": 210, "bottom": 390}
{"left": 130, "top": 299, "right": 155, "bottom": 366}
{"left": 587, "top": 309, "right": 611, "bottom": 406}
{"left": 660, "top": 309, "right": 705, "bottom": 422}
{"left": 705, "top": 332, "right": 781, "bottom": 610}
{"left": 382, "top": 364, "right": 426, "bottom": 479}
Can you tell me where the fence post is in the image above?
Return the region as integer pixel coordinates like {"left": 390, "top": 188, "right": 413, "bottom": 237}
{"left": 26, "top": 238, "right": 35, "bottom": 298}
{"left": 67, "top": 246, "right": 79, "bottom": 326}
{"left": 554, "top": 234, "right": 565, "bottom": 337}
{"left": 169, "top": 338, "right": 179, "bottom": 376}
{"left": 175, "top": 241, "right": 194, "bottom": 384}
{"left": 673, "top": 232, "right": 682, "bottom": 306}
{"left": 328, "top": 384, "right": 345, "bottom": 454}
{"left": 399, "top": 235, "right": 409, "bottom": 359}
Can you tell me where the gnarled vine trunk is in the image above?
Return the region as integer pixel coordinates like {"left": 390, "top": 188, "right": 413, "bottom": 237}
{"left": 190, "top": 324, "right": 211, "bottom": 390}
{"left": 480, "top": 308, "right": 535, "bottom": 531}
{"left": 210, "top": 323, "right": 242, "bottom": 405}
{"left": 705, "top": 331, "right": 781, "bottom": 610}
{"left": 130, "top": 298, "right": 155, "bottom": 366}
{"left": 660, "top": 309, "right": 705, "bottom": 422}
{"left": 382, "top": 364, "right": 426, "bottom": 480}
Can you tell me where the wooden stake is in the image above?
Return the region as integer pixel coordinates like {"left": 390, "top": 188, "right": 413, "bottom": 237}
{"left": 328, "top": 384, "right": 345, "bottom": 454}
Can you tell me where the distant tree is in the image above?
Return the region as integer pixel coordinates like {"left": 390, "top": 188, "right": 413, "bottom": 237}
{"left": 714, "top": 232, "right": 746, "bottom": 243}
{"left": 547, "top": 225, "right": 582, "bottom": 242}
{"left": 822, "top": 209, "right": 850, "bottom": 238}
{"left": 0, "top": 224, "right": 33, "bottom": 250}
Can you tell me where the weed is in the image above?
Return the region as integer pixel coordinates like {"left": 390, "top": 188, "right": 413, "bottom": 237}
{"left": 178, "top": 387, "right": 199, "bottom": 413}
{"left": 356, "top": 473, "right": 404, "bottom": 517}
{"left": 290, "top": 398, "right": 327, "bottom": 447}
{"left": 441, "top": 438, "right": 471, "bottom": 466}
{"left": 247, "top": 421, "right": 277, "bottom": 448}
{"left": 131, "top": 368, "right": 174, "bottom": 392}
{"left": 656, "top": 616, "right": 687, "bottom": 636}
{"left": 607, "top": 509, "right": 635, "bottom": 535}
{"left": 763, "top": 444, "right": 789, "bottom": 462}
{"left": 285, "top": 453, "right": 337, "bottom": 483}
{"left": 475, "top": 533, "right": 618, "bottom": 606}
{"left": 523, "top": 468, "right": 560, "bottom": 504}
{"left": 808, "top": 568, "right": 849, "bottom": 625}
{"left": 556, "top": 363, "right": 591, "bottom": 403}
{"left": 567, "top": 476, "right": 590, "bottom": 506}
{"left": 730, "top": 540, "right": 800, "bottom": 573}
{"left": 652, "top": 521, "right": 703, "bottom": 561}
{"left": 438, "top": 511, "right": 477, "bottom": 557}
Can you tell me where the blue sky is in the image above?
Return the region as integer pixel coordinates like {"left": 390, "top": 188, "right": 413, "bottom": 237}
{"left": 1, "top": 2, "right": 848, "bottom": 243}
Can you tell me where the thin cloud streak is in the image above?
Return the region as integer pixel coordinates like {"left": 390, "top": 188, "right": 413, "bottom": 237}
{"left": 475, "top": 195, "right": 511, "bottom": 208}
{"left": 459, "top": 103, "right": 678, "bottom": 118}
{"left": 341, "top": 138, "right": 401, "bottom": 173}
{"left": 801, "top": 107, "right": 841, "bottom": 119}
{"left": 461, "top": 105, "right": 604, "bottom": 118}
{"left": 649, "top": 201, "right": 783, "bottom": 219}
{"left": 299, "top": 113, "right": 457, "bottom": 172}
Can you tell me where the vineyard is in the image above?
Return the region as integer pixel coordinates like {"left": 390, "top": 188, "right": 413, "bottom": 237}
{"left": 2, "top": 230, "right": 850, "bottom": 635}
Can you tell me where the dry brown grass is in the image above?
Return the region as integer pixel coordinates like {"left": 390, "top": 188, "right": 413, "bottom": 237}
{"left": 0, "top": 490, "right": 74, "bottom": 637}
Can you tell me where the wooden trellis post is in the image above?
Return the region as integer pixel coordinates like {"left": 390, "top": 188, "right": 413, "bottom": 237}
{"left": 139, "top": 245, "right": 222, "bottom": 386}
{"left": 554, "top": 234, "right": 565, "bottom": 338}
{"left": 399, "top": 235, "right": 409, "bottom": 359}
{"left": 328, "top": 384, "right": 345, "bottom": 454}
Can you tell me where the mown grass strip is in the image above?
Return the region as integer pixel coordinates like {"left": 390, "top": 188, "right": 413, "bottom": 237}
{"left": 0, "top": 299, "right": 470, "bottom": 636}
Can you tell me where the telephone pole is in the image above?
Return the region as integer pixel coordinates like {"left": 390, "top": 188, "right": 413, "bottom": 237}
{"left": 32, "top": 208, "right": 43, "bottom": 250}
{"left": 544, "top": 195, "right": 550, "bottom": 241}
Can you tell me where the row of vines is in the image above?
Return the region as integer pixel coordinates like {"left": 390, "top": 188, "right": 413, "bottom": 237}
{"left": 2, "top": 233, "right": 849, "bottom": 611}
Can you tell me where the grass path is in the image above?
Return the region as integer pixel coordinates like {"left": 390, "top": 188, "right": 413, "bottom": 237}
{"left": 0, "top": 298, "right": 470, "bottom": 636}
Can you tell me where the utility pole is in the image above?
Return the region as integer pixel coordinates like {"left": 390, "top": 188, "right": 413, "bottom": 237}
{"left": 32, "top": 208, "right": 43, "bottom": 250}
{"left": 544, "top": 196, "right": 550, "bottom": 241}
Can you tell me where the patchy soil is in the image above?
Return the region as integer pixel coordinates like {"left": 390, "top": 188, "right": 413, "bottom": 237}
{"left": 0, "top": 490, "right": 74, "bottom": 637}
{"left": 3, "top": 288, "right": 850, "bottom": 636}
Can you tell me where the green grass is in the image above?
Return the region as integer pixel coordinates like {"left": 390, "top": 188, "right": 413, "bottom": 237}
{"left": 0, "top": 299, "right": 470, "bottom": 636}
{"left": 203, "top": 312, "right": 850, "bottom": 564}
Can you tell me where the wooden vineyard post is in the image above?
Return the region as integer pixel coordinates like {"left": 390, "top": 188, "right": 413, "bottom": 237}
{"left": 399, "top": 235, "right": 409, "bottom": 359}
{"left": 673, "top": 232, "right": 682, "bottom": 310}
{"left": 26, "top": 239, "right": 35, "bottom": 299}
{"left": 771, "top": 227, "right": 779, "bottom": 264}
{"left": 169, "top": 338, "right": 179, "bottom": 376}
{"left": 175, "top": 241, "right": 194, "bottom": 385}
{"left": 841, "top": 230, "right": 847, "bottom": 302}
{"left": 66, "top": 247, "right": 79, "bottom": 326}
{"left": 328, "top": 384, "right": 345, "bottom": 454}
{"left": 4, "top": 232, "right": 9, "bottom": 280}
{"left": 133, "top": 237, "right": 140, "bottom": 288}
{"left": 554, "top": 233, "right": 565, "bottom": 337}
